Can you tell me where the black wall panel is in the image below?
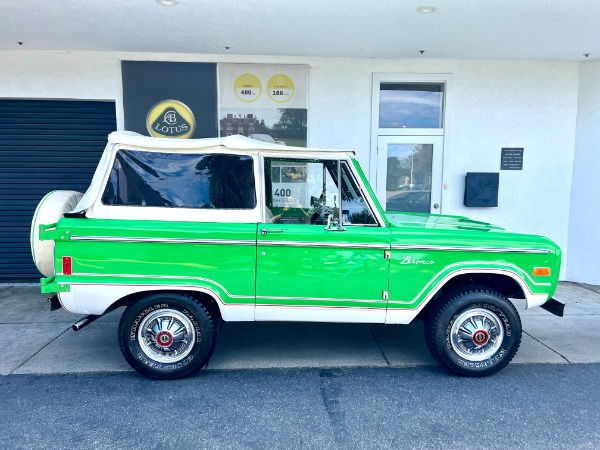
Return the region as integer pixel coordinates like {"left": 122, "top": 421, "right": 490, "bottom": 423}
{"left": 0, "top": 99, "right": 116, "bottom": 281}
{"left": 464, "top": 172, "right": 500, "bottom": 207}
{"left": 121, "top": 61, "right": 218, "bottom": 138}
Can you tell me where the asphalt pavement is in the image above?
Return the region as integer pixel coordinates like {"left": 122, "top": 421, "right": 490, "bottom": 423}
{"left": 1, "top": 281, "right": 599, "bottom": 376}
{"left": 2, "top": 365, "right": 600, "bottom": 449}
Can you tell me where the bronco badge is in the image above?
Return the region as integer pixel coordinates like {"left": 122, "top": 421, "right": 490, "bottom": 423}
{"left": 146, "top": 99, "right": 195, "bottom": 139}
{"left": 400, "top": 256, "right": 435, "bottom": 265}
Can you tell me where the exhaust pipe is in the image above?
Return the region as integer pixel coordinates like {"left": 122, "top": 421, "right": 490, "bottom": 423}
{"left": 72, "top": 315, "right": 100, "bottom": 331}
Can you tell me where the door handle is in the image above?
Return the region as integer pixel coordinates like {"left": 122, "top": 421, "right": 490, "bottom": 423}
{"left": 433, "top": 203, "right": 440, "bottom": 209}
{"left": 261, "top": 228, "right": 283, "bottom": 236}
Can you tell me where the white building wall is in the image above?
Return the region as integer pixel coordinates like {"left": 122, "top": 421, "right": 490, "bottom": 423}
{"left": 309, "top": 59, "right": 578, "bottom": 274}
{"left": 567, "top": 59, "right": 600, "bottom": 284}
{"left": 0, "top": 51, "right": 580, "bottom": 278}
{"left": 0, "top": 51, "right": 124, "bottom": 129}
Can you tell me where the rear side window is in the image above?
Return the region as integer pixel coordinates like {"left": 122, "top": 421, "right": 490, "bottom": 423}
{"left": 102, "top": 150, "right": 256, "bottom": 209}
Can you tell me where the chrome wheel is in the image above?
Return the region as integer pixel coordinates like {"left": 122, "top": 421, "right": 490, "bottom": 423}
{"left": 450, "top": 308, "right": 504, "bottom": 361}
{"left": 137, "top": 309, "right": 196, "bottom": 363}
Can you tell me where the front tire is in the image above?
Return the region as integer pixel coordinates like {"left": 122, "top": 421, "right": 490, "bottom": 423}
{"left": 424, "top": 287, "right": 522, "bottom": 377}
{"left": 119, "top": 293, "right": 217, "bottom": 379}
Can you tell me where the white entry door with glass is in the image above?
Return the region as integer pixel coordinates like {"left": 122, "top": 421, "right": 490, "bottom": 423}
{"left": 371, "top": 75, "right": 447, "bottom": 214}
{"left": 376, "top": 136, "right": 443, "bottom": 214}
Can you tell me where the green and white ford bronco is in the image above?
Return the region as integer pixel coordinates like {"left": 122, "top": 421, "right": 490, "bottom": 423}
{"left": 31, "top": 131, "right": 564, "bottom": 379}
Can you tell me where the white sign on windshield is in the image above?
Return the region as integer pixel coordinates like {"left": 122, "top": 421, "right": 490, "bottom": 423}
{"left": 271, "top": 163, "right": 308, "bottom": 207}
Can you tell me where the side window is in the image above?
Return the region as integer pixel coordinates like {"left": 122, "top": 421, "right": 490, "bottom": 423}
{"left": 340, "top": 161, "right": 377, "bottom": 225}
{"left": 264, "top": 158, "right": 376, "bottom": 225}
{"left": 102, "top": 150, "right": 256, "bottom": 209}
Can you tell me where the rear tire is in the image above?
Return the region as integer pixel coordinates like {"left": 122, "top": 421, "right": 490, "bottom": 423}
{"left": 119, "top": 293, "right": 217, "bottom": 380}
{"left": 30, "top": 190, "right": 83, "bottom": 277}
{"left": 424, "top": 287, "right": 522, "bottom": 377}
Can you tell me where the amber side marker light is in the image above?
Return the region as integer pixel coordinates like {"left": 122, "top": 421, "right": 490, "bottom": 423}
{"left": 62, "top": 256, "right": 72, "bottom": 275}
{"left": 533, "top": 267, "right": 551, "bottom": 276}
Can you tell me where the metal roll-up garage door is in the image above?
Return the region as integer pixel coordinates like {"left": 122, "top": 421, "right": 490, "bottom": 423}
{"left": 0, "top": 99, "right": 116, "bottom": 282}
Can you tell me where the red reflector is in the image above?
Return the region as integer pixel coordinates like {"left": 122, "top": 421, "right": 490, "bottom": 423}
{"left": 62, "top": 256, "right": 72, "bottom": 275}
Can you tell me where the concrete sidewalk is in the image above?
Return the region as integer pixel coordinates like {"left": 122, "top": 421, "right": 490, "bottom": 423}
{"left": 1, "top": 282, "right": 600, "bottom": 376}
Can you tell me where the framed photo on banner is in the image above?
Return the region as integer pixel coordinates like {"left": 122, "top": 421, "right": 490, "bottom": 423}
{"left": 219, "top": 64, "right": 308, "bottom": 147}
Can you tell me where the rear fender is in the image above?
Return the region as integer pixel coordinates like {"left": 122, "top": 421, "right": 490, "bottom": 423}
{"left": 57, "top": 283, "right": 254, "bottom": 321}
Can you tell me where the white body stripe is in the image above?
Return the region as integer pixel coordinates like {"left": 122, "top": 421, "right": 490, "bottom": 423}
{"left": 385, "top": 267, "right": 548, "bottom": 324}
{"left": 255, "top": 306, "right": 386, "bottom": 323}
{"left": 388, "top": 266, "right": 548, "bottom": 306}
{"left": 389, "top": 261, "right": 549, "bottom": 308}
{"left": 70, "top": 236, "right": 255, "bottom": 245}
{"left": 59, "top": 268, "right": 546, "bottom": 324}
{"left": 61, "top": 284, "right": 254, "bottom": 321}
{"left": 391, "top": 244, "right": 551, "bottom": 254}
{"left": 259, "top": 241, "right": 389, "bottom": 250}
{"left": 385, "top": 292, "right": 548, "bottom": 324}
{"left": 67, "top": 273, "right": 253, "bottom": 299}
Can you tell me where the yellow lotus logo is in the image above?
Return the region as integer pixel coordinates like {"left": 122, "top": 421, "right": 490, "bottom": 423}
{"left": 146, "top": 99, "right": 195, "bottom": 139}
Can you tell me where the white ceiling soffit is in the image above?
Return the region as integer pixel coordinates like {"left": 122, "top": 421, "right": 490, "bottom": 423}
{"left": 2, "top": 0, "right": 599, "bottom": 61}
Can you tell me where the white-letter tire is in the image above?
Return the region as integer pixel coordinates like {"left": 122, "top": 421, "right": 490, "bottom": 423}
{"left": 30, "top": 190, "right": 83, "bottom": 277}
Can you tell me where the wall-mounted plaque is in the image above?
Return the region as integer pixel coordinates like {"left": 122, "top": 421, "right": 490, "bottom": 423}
{"left": 501, "top": 148, "right": 524, "bottom": 170}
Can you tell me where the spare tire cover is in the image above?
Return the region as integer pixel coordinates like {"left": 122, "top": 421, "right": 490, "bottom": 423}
{"left": 30, "top": 191, "right": 83, "bottom": 277}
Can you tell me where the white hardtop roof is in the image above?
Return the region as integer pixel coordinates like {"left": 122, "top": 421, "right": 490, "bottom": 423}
{"left": 108, "top": 131, "right": 355, "bottom": 155}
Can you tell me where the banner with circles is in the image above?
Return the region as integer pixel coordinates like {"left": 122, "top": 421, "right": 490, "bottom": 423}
{"left": 219, "top": 64, "right": 308, "bottom": 147}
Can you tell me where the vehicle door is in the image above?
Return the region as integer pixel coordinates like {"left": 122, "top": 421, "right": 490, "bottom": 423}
{"left": 256, "top": 155, "right": 390, "bottom": 322}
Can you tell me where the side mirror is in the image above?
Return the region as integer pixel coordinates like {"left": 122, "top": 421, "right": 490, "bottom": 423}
{"left": 324, "top": 214, "right": 346, "bottom": 231}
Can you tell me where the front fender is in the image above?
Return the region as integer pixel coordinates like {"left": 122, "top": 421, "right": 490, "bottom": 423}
{"left": 385, "top": 262, "right": 549, "bottom": 324}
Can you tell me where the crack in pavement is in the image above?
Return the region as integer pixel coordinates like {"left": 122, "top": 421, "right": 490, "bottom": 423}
{"left": 523, "top": 330, "right": 571, "bottom": 363}
{"left": 367, "top": 325, "right": 390, "bottom": 366}
{"left": 9, "top": 325, "right": 73, "bottom": 375}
